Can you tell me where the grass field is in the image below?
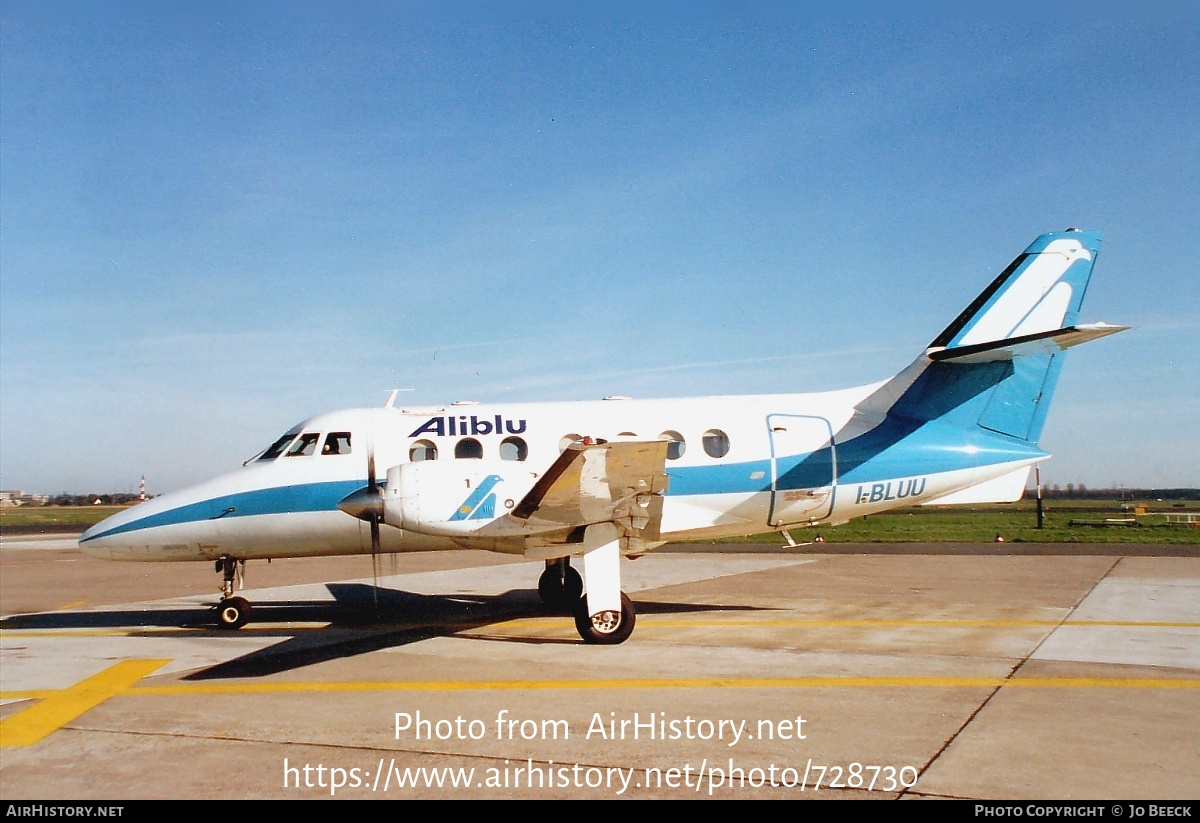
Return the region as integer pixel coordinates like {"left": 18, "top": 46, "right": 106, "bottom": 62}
{"left": 716, "top": 499, "right": 1200, "bottom": 545}
{"left": 0, "top": 506, "right": 128, "bottom": 530}
{"left": 3, "top": 500, "right": 1197, "bottom": 543}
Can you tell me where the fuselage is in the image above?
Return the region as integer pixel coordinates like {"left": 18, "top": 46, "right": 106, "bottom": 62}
{"left": 80, "top": 381, "right": 1045, "bottom": 562}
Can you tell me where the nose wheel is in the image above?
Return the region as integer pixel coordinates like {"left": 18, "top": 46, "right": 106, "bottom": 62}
{"left": 214, "top": 556, "right": 251, "bottom": 630}
{"left": 217, "top": 595, "right": 251, "bottom": 629}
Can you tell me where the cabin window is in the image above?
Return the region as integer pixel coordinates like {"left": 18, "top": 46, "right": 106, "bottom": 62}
{"left": 258, "top": 433, "right": 298, "bottom": 462}
{"left": 499, "top": 436, "right": 528, "bottom": 462}
{"left": 455, "top": 438, "right": 483, "bottom": 459}
{"left": 410, "top": 440, "right": 437, "bottom": 462}
{"left": 285, "top": 432, "right": 320, "bottom": 457}
{"left": 322, "top": 432, "right": 352, "bottom": 455}
{"left": 702, "top": 429, "right": 730, "bottom": 458}
{"left": 559, "top": 434, "right": 583, "bottom": 452}
{"left": 658, "top": 430, "right": 686, "bottom": 460}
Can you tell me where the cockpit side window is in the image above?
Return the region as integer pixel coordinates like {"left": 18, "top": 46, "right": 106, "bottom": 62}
{"left": 258, "top": 433, "right": 299, "bottom": 462}
{"left": 286, "top": 432, "right": 321, "bottom": 457}
{"left": 322, "top": 432, "right": 352, "bottom": 455}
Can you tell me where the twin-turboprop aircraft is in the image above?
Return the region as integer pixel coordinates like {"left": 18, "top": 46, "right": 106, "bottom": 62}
{"left": 81, "top": 230, "right": 1125, "bottom": 644}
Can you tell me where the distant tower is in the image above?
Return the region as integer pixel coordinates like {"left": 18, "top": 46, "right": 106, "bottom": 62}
{"left": 139, "top": 475, "right": 146, "bottom": 502}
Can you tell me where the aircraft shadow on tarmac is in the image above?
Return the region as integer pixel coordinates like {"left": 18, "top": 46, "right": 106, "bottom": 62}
{"left": 0, "top": 583, "right": 766, "bottom": 680}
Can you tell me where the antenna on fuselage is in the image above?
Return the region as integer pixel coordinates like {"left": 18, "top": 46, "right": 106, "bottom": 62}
{"left": 384, "top": 388, "right": 414, "bottom": 408}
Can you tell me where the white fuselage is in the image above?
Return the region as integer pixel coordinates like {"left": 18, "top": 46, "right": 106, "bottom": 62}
{"left": 79, "top": 382, "right": 1041, "bottom": 563}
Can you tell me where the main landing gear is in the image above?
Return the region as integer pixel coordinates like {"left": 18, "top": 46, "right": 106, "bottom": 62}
{"left": 215, "top": 555, "right": 250, "bottom": 630}
{"left": 539, "top": 540, "right": 637, "bottom": 645}
{"left": 573, "top": 592, "right": 635, "bottom": 645}
{"left": 537, "top": 558, "right": 583, "bottom": 611}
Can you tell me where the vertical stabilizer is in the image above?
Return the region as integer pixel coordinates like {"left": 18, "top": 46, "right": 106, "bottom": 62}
{"left": 931, "top": 230, "right": 1102, "bottom": 351}
{"left": 883, "top": 230, "right": 1109, "bottom": 443}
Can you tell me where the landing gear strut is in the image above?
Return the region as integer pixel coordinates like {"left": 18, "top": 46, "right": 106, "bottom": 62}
{"left": 571, "top": 533, "right": 636, "bottom": 644}
{"left": 215, "top": 555, "right": 250, "bottom": 630}
{"left": 537, "top": 559, "right": 583, "bottom": 611}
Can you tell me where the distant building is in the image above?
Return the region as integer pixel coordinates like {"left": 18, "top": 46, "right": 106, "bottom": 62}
{"left": 0, "top": 490, "right": 49, "bottom": 507}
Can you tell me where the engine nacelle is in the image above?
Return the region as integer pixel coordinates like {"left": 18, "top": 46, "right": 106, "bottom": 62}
{"left": 382, "top": 460, "right": 539, "bottom": 537}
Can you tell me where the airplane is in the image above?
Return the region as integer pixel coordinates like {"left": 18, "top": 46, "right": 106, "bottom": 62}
{"left": 80, "top": 229, "right": 1126, "bottom": 644}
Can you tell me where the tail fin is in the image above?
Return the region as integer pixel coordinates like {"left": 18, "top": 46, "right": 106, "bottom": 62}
{"left": 930, "top": 229, "right": 1104, "bottom": 350}
{"left": 879, "top": 230, "right": 1126, "bottom": 443}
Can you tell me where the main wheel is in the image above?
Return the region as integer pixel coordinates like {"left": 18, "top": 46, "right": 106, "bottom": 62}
{"left": 216, "top": 596, "right": 251, "bottom": 630}
{"left": 574, "top": 592, "right": 635, "bottom": 645}
{"left": 538, "top": 564, "right": 583, "bottom": 611}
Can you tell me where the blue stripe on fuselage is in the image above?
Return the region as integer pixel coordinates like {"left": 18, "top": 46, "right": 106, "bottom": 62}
{"left": 79, "top": 480, "right": 364, "bottom": 543}
{"left": 84, "top": 422, "right": 1046, "bottom": 543}
{"left": 665, "top": 422, "right": 1045, "bottom": 496}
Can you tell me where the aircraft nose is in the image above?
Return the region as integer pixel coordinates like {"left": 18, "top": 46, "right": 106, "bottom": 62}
{"left": 76, "top": 483, "right": 217, "bottom": 559}
{"left": 79, "top": 512, "right": 127, "bottom": 558}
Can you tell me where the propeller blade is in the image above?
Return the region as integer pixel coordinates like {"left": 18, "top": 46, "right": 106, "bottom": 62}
{"left": 368, "top": 427, "right": 380, "bottom": 613}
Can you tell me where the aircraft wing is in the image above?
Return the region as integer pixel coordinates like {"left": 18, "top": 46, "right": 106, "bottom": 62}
{"left": 512, "top": 440, "right": 670, "bottom": 549}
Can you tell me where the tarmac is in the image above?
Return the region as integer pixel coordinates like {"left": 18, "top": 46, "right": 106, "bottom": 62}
{"left": 1, "top": 533, "right": 1197, "bottom": 799}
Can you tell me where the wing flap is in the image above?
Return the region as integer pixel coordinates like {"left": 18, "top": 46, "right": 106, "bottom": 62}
{"left": 512, "top": 440, "right": 670, "bottom": 539}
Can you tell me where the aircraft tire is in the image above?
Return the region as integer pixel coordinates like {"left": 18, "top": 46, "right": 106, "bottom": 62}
{"left": 574, "top": 592, "right": 635, "bottom": 645}
{"left": 216, "top": 596, "right": 251, "bottom": 630}
{"left": 538, "top": 564, "right": 583, "bottom": 611}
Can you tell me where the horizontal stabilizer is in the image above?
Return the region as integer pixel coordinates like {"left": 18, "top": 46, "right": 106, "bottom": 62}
{"left": 929, "top": 323, "right": 1129, "bottom": 364}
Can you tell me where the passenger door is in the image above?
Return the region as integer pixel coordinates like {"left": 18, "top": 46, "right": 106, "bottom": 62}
{"left": 767, "top": 414, "right": 837, "bottom": 526}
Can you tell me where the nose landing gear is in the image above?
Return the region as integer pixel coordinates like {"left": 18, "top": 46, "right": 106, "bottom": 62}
{"left": 214, "top": 556, "right": 250, "bottom": 630}
{"left": 217, "top": 595, "right": 251, "bottom": 629}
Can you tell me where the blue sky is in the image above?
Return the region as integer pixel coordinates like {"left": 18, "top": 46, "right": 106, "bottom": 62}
{"left": 2, "top": 22, "right": 1197, "bottom": 495}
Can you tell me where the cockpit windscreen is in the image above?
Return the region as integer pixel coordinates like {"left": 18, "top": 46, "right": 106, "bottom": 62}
{"left": 257, "top": 433, "right": 298, "bottom": 462}
{"left": 285, "top": 432, "right": 321, "bottom": 457}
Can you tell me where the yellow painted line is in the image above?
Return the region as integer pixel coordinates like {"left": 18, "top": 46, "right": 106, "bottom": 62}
{"left": 123, "top": 676, "right": 1200, "bottom": 696}
{"left": 1063, "top": 621, "right": 1200, "bottom": 629}
{"left": 3, "top": 618, "right": 1197, "bottom": 639}
{"left": 642, "top": 619, "right": 1200, "bottom": 628}
{"left": 5, "top": 674, "right": 1195, "bottom": 708}
{"left": 489, "top": 618, "right": 1200, "bottom": 629}
{"left": 0, "top": 625, "right": 335, "bottom": 638}
{"left": 55, "top": 600, "right": 88, "bottom": 611}
{"left": 0, "top": 659, "right": 169, "bottom": 748}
